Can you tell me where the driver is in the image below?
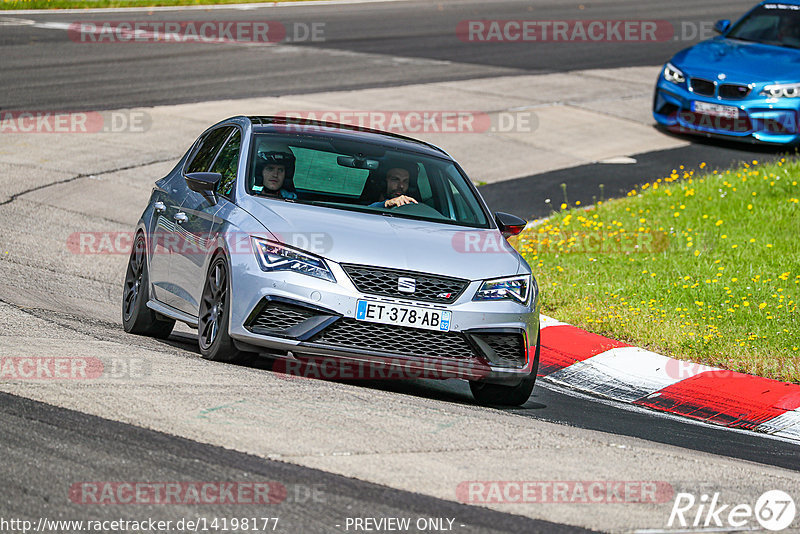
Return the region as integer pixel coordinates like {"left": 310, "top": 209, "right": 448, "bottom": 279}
{"left": 369, "top": 161, "right": 419, "bottom": 208}
{"left": 253, "top": 144, "right": 298, "bottom": 200}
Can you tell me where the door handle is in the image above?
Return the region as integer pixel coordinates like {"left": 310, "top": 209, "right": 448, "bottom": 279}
{"left": 154, "top": 202, "right": 166, "bottom": 214}
{"left": 174, "top": 212, "right": 188, "bottom": 224}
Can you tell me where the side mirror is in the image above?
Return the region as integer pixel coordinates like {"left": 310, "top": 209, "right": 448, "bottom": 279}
{"left": 184, "top": 172, "right": 221, "bottom": 204}
{"left": 714, "top": 19, "right": 731, "bottom": 34}
{"left": 495, "top": 212, "right": 527, "bottom": 238}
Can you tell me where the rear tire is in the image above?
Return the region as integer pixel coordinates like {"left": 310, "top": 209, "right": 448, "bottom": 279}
{"left": 122, "top": 233, "right": 175, "bottom": 339}
{"left": 469, "top": 330, "right": 540, "bottom": 407}
{"left": 198, "top": 255, "right": 246, "bottom": 363}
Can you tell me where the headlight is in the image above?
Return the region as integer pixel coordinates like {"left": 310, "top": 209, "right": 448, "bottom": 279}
{"left": 664, "top": 62, "right": 686, "bottom": 85}
{"left": 251, "top": 237, "right": 335, "bottom": 282}
{"left": 473, "top": 275, "right": 532, "bottom": 305}
{"left": 761, "top": 83, "right": 800, "bottom": 98}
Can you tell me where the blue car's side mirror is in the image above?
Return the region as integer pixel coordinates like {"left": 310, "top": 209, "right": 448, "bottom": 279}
{"left": 714, "top": 19, "right": 731, "bottom": 34}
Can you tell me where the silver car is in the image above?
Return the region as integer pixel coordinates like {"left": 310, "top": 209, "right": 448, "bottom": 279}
{"left": 123, "top": 116, "right": 540, "bottom": 405}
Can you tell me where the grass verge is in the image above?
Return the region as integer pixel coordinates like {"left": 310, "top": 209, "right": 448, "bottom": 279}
{"left": 1, "top": 0, "right": 309, "bottom": 10}
{"left": 513, "top": 158, "right": 800, "bottom": 383}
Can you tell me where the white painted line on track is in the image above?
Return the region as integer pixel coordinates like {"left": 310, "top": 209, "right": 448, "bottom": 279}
{"left": 757, "top": 410, "right": 800, "bottom": 440}
{"left": 546, "top": 346, "right": 716, "bottom": 403}
{"left": 0, "top": 0, "right": 404, "bottom": 15}
{"left": 539, "top": 314, "right": 568, "bottom": 329}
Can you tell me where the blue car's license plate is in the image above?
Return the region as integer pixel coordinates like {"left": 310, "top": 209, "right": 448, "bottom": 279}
{"left": 355, "top": 300, "right": 452, "bottom": 332}
{"left": 692, "top": 101, "right": 739, "bottom": 119}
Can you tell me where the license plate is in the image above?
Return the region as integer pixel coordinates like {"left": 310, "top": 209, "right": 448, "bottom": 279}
{"left": 355, "top": 300, "right": 452, "bottom": 332}
{"left": 693, "top": 101, "right": 739, "bottom": 119}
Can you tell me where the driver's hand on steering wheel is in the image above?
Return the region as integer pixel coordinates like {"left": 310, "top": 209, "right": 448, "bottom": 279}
{"left": 384, "top": 195, "right": 418, "bottom": 208}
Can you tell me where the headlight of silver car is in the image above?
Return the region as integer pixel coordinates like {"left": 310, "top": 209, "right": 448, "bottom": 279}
{"left": 251, "top": 237, "right": 335, "bottom": 282}
{"left": 761, "top": 83, "right": 800, "bottom": 99}
{"left": 664, "top": 62, "right": 686, "bottom": 85}
{"left": 473, "top": 275, "right": 531, "bottom": 305}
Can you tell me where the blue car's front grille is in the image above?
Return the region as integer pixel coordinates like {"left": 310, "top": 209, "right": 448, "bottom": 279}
{"left": 690, "top": 78, "right": 716, "bottom": 97}
{"left": 719, "top": 84, "right": 751, "bottom": 100}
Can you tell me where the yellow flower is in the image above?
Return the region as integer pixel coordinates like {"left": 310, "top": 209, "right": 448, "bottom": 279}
{"left": 560, "top": 203, "right": 567, "bottom": 210}
{"left": 759, "top": 303, "right": 767, "bottom": 309}
{"left": 715, "top": 220, "right": 723, "bottom": 226}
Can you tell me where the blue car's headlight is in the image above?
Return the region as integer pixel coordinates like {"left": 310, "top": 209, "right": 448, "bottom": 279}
{"left": 664, "top": 62, "right": 686, "bottom": 85}
{"left": 474, "top": 275, "right": 532, "bottom": 305}
{"left": 761, "top": 83, "right": 800, "bottom": 99}
{"left": 251, "top": 237, "right": 335, "bottom": 282}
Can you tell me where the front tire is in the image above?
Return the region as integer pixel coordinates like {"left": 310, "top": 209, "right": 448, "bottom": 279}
{"left": 469, "top": 331, "right": 540, "bottom": 407}
{"left": 198, "top": 255, "right": 246, "bottom": 362}
{"left": 122, "top": 233, "right": 175, "bottom": 339}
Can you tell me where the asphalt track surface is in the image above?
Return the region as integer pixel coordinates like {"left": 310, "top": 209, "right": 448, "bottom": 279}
{"left": 1, "top": 392, "right": 586, "bottom": 533}
{"left": 2, "top": 0, "right": 800, "bottom": 532}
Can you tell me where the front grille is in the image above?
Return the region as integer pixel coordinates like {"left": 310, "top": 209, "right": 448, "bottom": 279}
{"left": 311, "top": 319, "right": 476, "bottom": 360}
{"left": 342, "top": 264, "right": 468, "bottom": 303}
{"left": 719, "top": 84, "right": 751, "bottom": 99}
{"left": 471, "top": 333, "right": 526, "bottom": 368}
{"left": 690, "top": 78, "right": 716, "bottom": 96}
{"left": 248, "top": 301, "right": 318, "bottom": 335}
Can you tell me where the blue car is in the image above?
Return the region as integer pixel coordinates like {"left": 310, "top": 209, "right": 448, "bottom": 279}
{"left": 654, "top": 1, "right": 800, "bottom": 145}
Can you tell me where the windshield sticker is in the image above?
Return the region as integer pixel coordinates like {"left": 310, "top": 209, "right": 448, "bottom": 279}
{"left": 764, "top": 4, "right": 800, "bottom": 10}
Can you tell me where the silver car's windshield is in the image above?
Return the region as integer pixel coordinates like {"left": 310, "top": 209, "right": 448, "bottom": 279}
{"left": 248, "top": 134, "right": 490, "bottom": 228}
{"left": 728, "top": 4, "right": 800, "bottom": 48}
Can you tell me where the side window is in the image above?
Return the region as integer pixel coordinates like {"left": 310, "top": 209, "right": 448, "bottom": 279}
{"left": 212, "top": 129, "right": 241, "bottom": 199}
{"left": 186, "top": 126, "right": 234, "bottom": 174}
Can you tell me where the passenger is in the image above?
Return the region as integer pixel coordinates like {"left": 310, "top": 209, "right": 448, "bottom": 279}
{"left": 778, "top": 13, "right": 800, "bottom": 45}
{"left": 253, "top": 146, "right": 298, "bottom": 200}
{"left": 367, "top": 161, "right": 419, "bottom": 208}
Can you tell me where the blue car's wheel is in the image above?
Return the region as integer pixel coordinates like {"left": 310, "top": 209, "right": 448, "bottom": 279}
{"left": 122, "top": 233, "right": 175, "bottom": 339}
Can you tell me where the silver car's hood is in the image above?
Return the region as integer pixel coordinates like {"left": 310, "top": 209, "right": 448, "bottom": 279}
{"left": 241, "top": 198, "right": 525, "bottom": 280}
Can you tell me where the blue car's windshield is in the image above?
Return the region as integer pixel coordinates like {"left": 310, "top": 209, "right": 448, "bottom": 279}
{"left": 248, "top": 133, "right": 490, "bottom": 229}
{"left": 728, "top": 4, "right": 800, "bottom": 48}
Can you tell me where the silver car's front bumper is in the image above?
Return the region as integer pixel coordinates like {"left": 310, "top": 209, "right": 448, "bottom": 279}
{"left": 228, "top": 257, "right": 539, "bottom": 385}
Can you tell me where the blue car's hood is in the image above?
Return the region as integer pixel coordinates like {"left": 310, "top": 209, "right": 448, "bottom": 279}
{"left": 240, "top": 197, "right": 526, "bottom": 281}
{"left": 673, "top": 38, "right": 800, "bottom": 83}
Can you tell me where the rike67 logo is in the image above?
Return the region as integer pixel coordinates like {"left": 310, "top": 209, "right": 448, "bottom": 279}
{"left": 669, "top": 490, "right": 796, "bottom": 531}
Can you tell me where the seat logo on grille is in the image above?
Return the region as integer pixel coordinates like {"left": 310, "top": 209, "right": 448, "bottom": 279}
{"left": 397, "top": 277, "right": 416, "bottom": 293}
